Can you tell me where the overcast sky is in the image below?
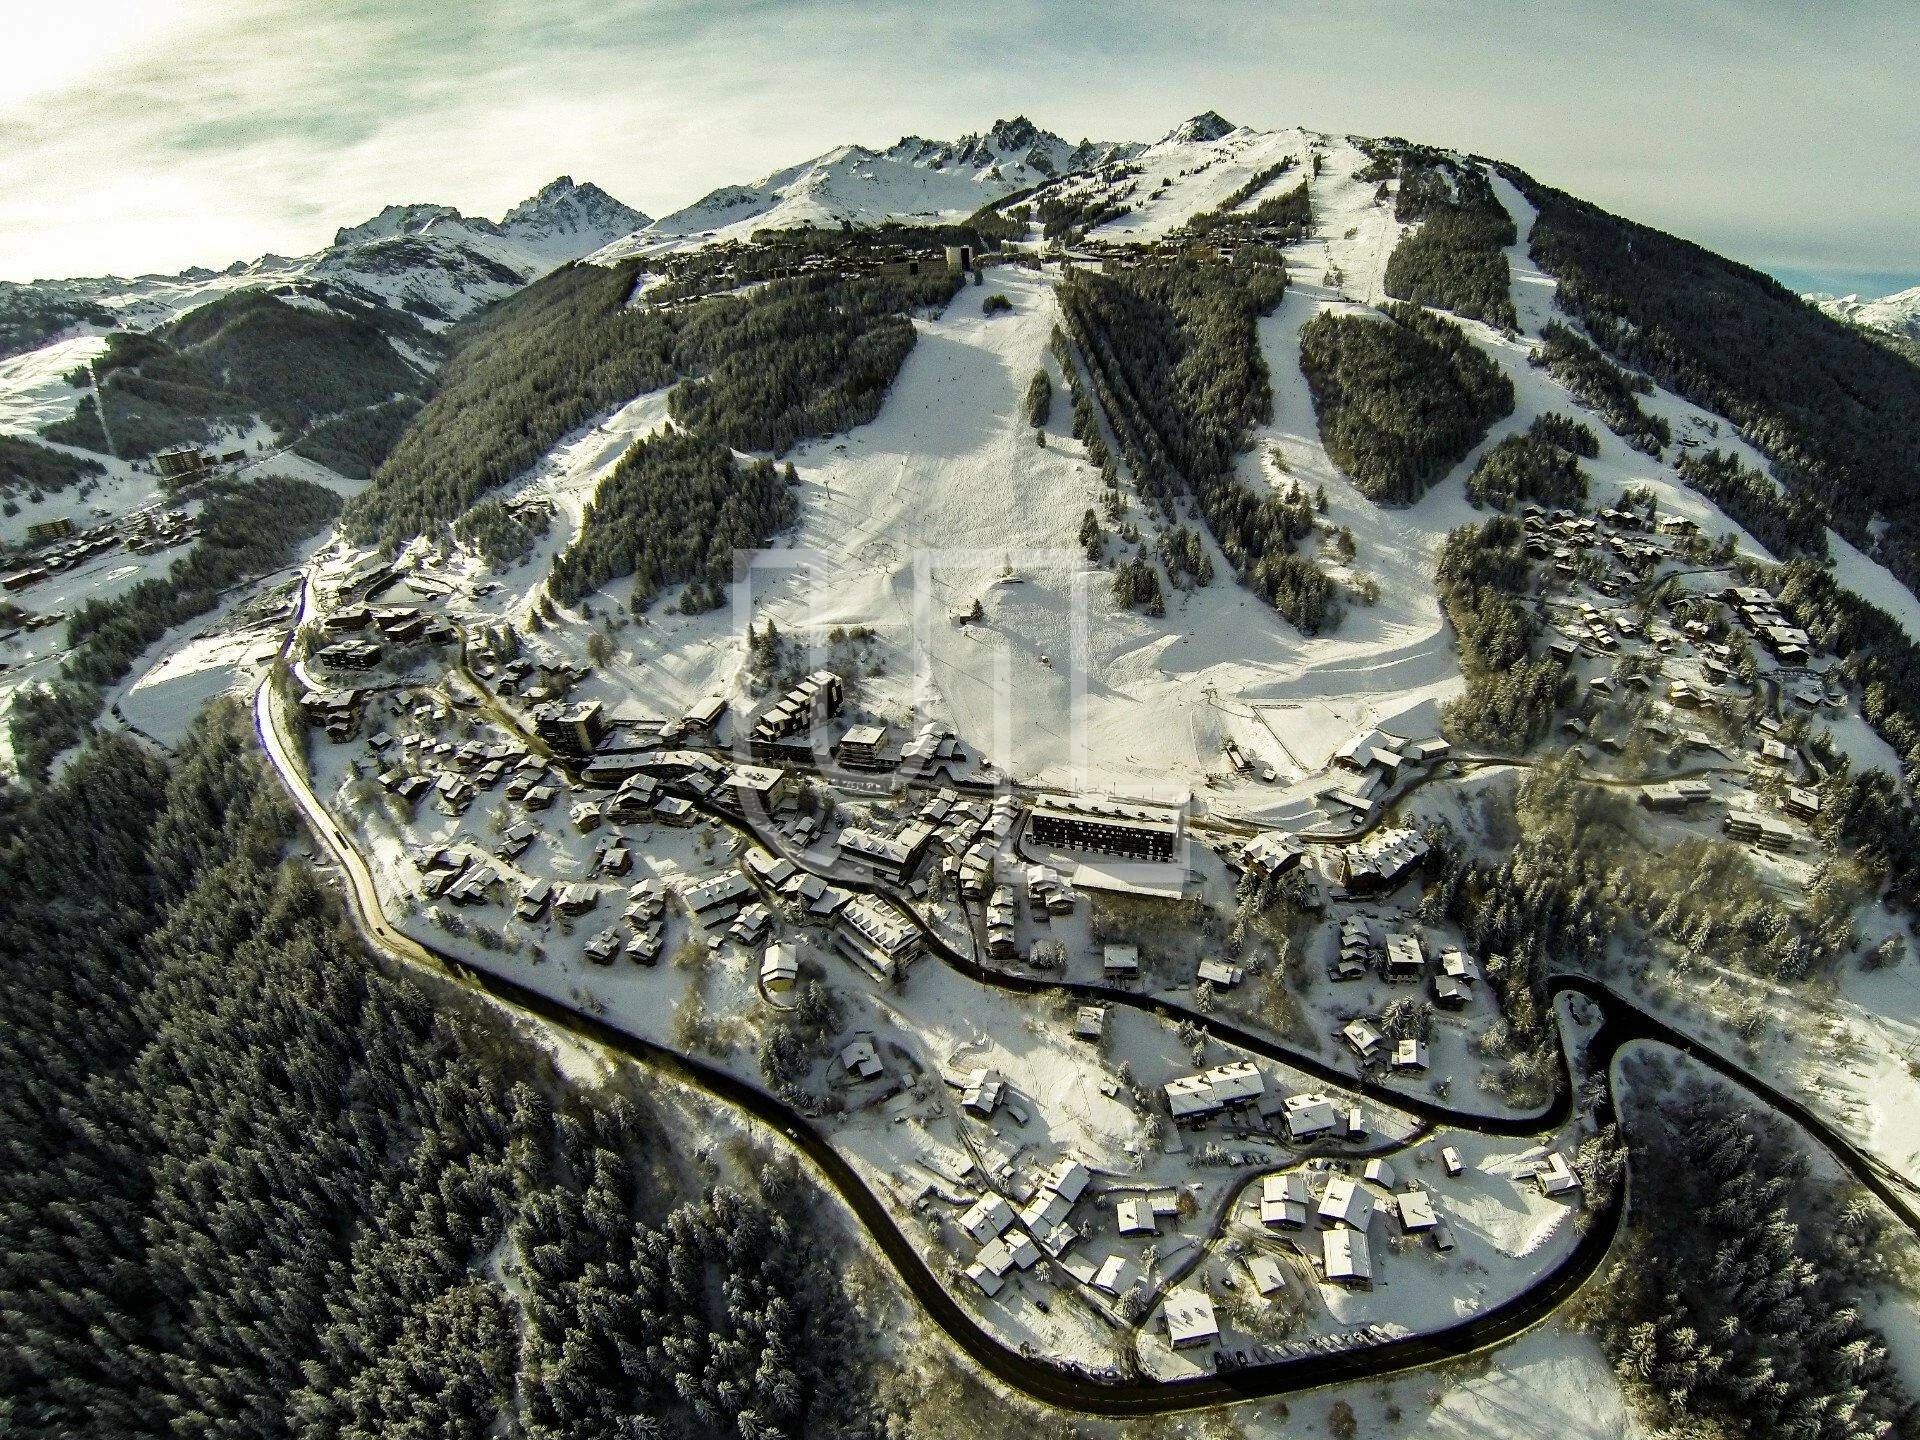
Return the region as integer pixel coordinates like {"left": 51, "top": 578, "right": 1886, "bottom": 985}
{"left": 3, "top": 0, "right": 1915, "bottom": 294}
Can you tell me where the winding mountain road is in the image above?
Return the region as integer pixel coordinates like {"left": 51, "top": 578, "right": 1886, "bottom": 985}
{"left": 249, "top": 632, "right": 1919, "bottom": 1415}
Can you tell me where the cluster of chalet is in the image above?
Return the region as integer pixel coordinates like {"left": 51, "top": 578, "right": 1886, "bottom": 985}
{"left": 1550, "top": 597, "right": 1644, "bottom": 659}
{"left": 1322, "top": 731, "right": 1450, "bottom": 826}
{"left": 1154, "top": 1138, "right": 1588, "bottom": 1354}
{"left": 398, "top": 730, "right": 549, "bottom": 818}
{"left": 1330, "top": 918, "right": 1479, "bottom": 1014}
{"left": 957, "top": 1154, "right": 1095, "bottom": 1301}
{"left": 4, "top": 510, "right": 185, "bottom": 595}
{"left": 1223, "top": 824, "right": 1424, "bottom": 907}
{"left": 315, "top": 601, "right": 452, "bottom": 669}
{"left": 1723, "top": 585, "right": 1815, "bottom": 667}
{"left": 1523, "top": 504, "right": 1669, "bottom": 584}
{"left": 1518, "top": 519, "right": 1837, "bottom": 860}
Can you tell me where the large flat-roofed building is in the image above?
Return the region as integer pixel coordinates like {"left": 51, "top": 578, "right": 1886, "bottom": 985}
{"left": 154, "top": 446, "right": 212, "bottom": 480}
{"left": 532, "top": 700, "right": 608, "bottom": 755}
{"left": 717, "top": 763, "right": 788, "bottom": 814}
{"left": 1027, "top": 795, "right": 1183, "bottom": 863}
{"left": 836, "top": 723, "right": 891, "bottom": 770}
{"left": 25, "top": 517, "right": 75, "bottom": 545}
{"left": 682, "top": 694, "right": 728, "bottom": 734}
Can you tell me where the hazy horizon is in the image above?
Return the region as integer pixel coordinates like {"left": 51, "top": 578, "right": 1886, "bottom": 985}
{"left": 4, "top": 1, "right": 1916, "bottom": 297}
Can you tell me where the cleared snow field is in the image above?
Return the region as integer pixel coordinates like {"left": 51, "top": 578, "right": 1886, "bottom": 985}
{"left": 1091, "top": 126, "right": 1315, "bottom": 244}
{"left": 0, "top": 334, "right": 105, "bottom": 437}
{"left": 533, "top": 259, "right": 1474, "bottom": 810}
{"left": 113, "top": 612, "right": 286, "bottom": 747}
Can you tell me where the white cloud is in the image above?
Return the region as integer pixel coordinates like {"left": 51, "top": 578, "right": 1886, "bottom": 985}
{"left": 1, "top": 0, "right": 1915, "bottom": 289}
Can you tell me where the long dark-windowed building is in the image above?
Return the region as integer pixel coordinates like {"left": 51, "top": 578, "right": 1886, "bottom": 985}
{"left": 1027, "top": 795, "right": 1184, "bottom": 863}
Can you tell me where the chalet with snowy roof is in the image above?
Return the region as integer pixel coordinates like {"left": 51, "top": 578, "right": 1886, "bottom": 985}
{"left": 1322, "top": 1228, "right": 1372, "bottom": 1286}
{"left": 1116, "top": 1196, "right": 1156, "bottom": 1235}
{"left": 838, "top": 1037, "right": 884, "bottom": 1082}
{"left": 1162, "top": 1286, "right": 1218, "bottom": 1349}
{"left": 1395, "top": 1189, "right": 1437, "bottom": 1234}
{"left": 1163, "top": 1059, "right": 1264, "bottom": 1123}
{"left": 896, "top": 721, "right": 957, "bottom": 779}
{"left": 1246, "top": 1254, "right": 1287, "bottom": 1297}
{"left": 835, "top": 821, "right": 933, "bottom": 882}
{"left": 1260, "top": 1171, "right": 1309, "bottom": 1228}
{"left": 1196, "top": 958, "right": 1243, "bottom": 989}
{"left": 1783, "top": 786, "right": 1821, "bottom": 820}
{"left": 1384, "top": 933, "right": 1425, "bottom": 982}
{"left": 1534, "top": 1151, "right": 1582, "bottom": 1197}
{"left": 960, "top": 1068, "right": 1005, "bottom": 1117}
{"left": 1283, "top": 1093, "right": 1338, "bottom": 1140}
{"left": 985, "top": 885, "right": 1018, "bottom": 958}
{"left": 728, "top": 902, "right": 771, "bottom": 945}
{"left": 1317, "top": 1174, "right": 1372, "bottom": 1229}
{"left": 682, "top": 694, "right": 728, "bottom": 734}
{"left": 583, "top": 926, "right": 626, "bottom": 966}
{"left": 1334, "top": 915, "right": 1376, "bottom": 980}
{"left": 606, "top": 774, "right": 661, "bottom": 822}
{"left": 1341, "top": 1018, "right": 1385, "bottom": 1062}
{"left": 743, "top": 845, "right": 797, "bottom": 888}
{"left": 1238, "top": 831, "right": 1304, "bottom": 879}
{"left": 834, "top": 894, "right": 920, "bottom": 979}
{"left": 684, "top": 871, "right": 753, "bottom": 923}
{"left": 1341, "top": 826, "right": 1429, "bottom": 895}
{"left": 1092, "top": 1255, "right": 1131, "bottom": 1296}
{"left": 960, "top": 1193, "right": 1014, "bottom": 1243}
{"left": 515, "top": 879, "right": 552, "bottom": 921}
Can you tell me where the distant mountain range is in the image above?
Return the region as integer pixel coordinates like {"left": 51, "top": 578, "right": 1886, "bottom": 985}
{"left": 0, "top": 176, "right": 649, "bottom": 359}
{"left": 1808, "top": 285, "right": 1920, "bottom": 343}
{"left": 0, "top": 111, "right": 1216, "bottom": 387}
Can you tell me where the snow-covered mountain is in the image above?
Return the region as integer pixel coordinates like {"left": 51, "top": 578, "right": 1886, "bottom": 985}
{"left": 882, "top": 115, "right": 1137, "bottom": 185}
{"left": 0, "top": 176, "right": 649, "bottom": 356}
{"left": 1809, "top": 285, "right": 1920, "bottom": 342}
{"left": 597, "top": 116, "right": 1136, "bottom": 258}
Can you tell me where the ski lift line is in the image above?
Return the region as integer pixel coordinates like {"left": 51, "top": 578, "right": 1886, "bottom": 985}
{"left": 85, "top": 359, "right": 119, "bottom": 461}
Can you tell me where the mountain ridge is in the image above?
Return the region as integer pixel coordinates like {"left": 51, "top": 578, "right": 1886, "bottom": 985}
{"left": 598, "top": 115, "right": 1142, "bottom": 256}
{"left": 0, "top": 175, "right": 650, "bottom": 358}
{"left": 1808, "top": 284, "right": 1920, "bottom": 342}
